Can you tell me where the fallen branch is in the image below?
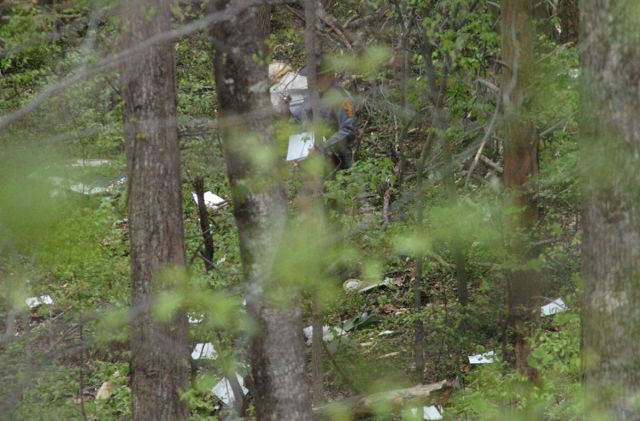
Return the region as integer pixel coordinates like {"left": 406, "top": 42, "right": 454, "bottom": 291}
{"left": 313, "top": 380, "right": 452, "bottom": 419}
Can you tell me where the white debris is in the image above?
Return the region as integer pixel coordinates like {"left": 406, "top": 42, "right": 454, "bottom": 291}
{"left": 468, "top": 351, "right": 495, "bottom": 364}
{"left": 192, "top": 191, "right": 226, "bottom": 209}
{"left": 25, "top": 295, "right": 54, "bottom": 308}
{"left": 188, "top": 313, "right": 204, "bottom": 324}
{"left": 302, "top": 325, "right": 347, "bottom": 345}
{"left": 343, "top": 279, "right": 360, "bottom": 292}
{"left": 541, "top": 298, "right": 567, "bottom": 317}
{"left": 191, "top": 342, "right": 217, "bottom": 360}
{"left": 343, "top": 277, "right": 394, "bottom": 293}
{"left": 378, "top": 330, "right": 396, "bottom": 337}
{"left": 286, "top": 132, "right": 316, "bottom": 161}
{"left": 410, "top": 405, "right": 444, "bottom": 420}
{"left": 211, "top": 373, "right": 248, "bottom": 405}
{"left": 359, "top": 277, "right": 393, "bottom": 293}
{"left": 70, "top": 183, "right": 113, "bottom": 195}
{"left": 270, "top": 71, "right": 308, "bottom": 113}
{"left": 70, "top": 159, "right": 111, "bottom": 167}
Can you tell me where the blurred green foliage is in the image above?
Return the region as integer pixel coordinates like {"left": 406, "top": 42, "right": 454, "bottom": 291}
{"left": 0, "top": 0, "right": 585, "bottom": 419}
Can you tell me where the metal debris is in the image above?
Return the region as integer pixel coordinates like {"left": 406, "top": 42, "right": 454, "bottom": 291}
{"left": 211, "top": 373, "right": 248, "bottom": 406}
{"left": 302, "top": 325, "right": 347, "bottom": 345}
{"left": 25, "top": 295, "right": 53, "bottom": 308}
{"left": 468, "top": 351, "right": 495, "bottom": 364}
{"left": 410, "top": 405, "right": 444, "bottom": 420}
{"left": 188, "top": 313, "right": 204, "bottom": 324}
{"left": 286, "top": 132, "right": 316, "bottom": 161}
{"left": 541, "top": 298, "right": 567, "bottom": 317}
{"left": 191, "top": 342, "right": 217, "bottom": 360}
{"left": 191, "top": 191, "right": 226, "bottom": 209}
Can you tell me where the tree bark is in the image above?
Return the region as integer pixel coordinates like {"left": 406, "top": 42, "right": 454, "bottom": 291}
{"left": 581, "top": 1, "right": 640, "bottom": 418}
{"left": 192, "top": 176, "right": 215, "bottom": 271}
{"left": 501, "top": 0, "right": 539, "bottom": 382}
{"left": 120, "top": 0, "right": 189, "bottom": 419}
{"left": 209, "top": 2, "right": 312, "bottom": 420}
{"left": 559, "top": 0, "right": 579, "bottom": 44}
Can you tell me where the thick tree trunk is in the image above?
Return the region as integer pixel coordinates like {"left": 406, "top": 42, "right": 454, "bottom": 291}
{"left": 501, "top": 0, "right": 539, "bottom": 381}
{"left": 581, "top": 1, "right": 640, "bottom": 418}
{"left": 209, "top": 2, "right": 312, "bottom": 420}
{"left": 559, "top": 0, "right": 579, "bottom": 44}
{"left": 120, "top": 0, "right": 189, "bottom": 419}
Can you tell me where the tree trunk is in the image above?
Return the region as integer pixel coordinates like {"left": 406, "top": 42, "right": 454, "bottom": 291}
{"left": 559, "top": 0, "right": 579, "bottom": 44}
{"left": 192, "top": 176, "right": 215, "bottom": 271}
{"left": 581, "top": 1, "right": 640, "bottom": 418}
{"left": 501, "top": 0, "right": 539, "bottom": 382}
{"left": 120, "top": 0, "right": 189, "bottom": 419}
{"left": 209, "top": 2, "right": 312, "bottom": 420}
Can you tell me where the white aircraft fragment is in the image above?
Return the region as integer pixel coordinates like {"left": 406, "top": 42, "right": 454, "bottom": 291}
{"left": 270, "top": 71, "right": 308, "bottom": 115}
{"left": 286, "top": 132, "right": 316, "bottom": 161}
{"left": 302, "top": 325, "right": 347, "bottom": 345}
{"left": 211, "top": 373, "right": 248, "bottom": 405}
{"left": 191, "top": 342, "right": 217, "bottom": 360}
{"left": 70, "top": 183, "right": 113, "bottom": 195}
{"left": 71, "top": 159, "right": 111, "bottom": 167}
{"left": 25, "top": 295, "right": 54, "bottom": 308}
{"left": 541, "top": 298, "right": 567, "bottom": 317}
{"left": 468, "top": 351, "right": 495, "bottom": 364}
{"left": 188, "top": 313, "right": 204, "bottom": 324}
{"left": 358, "top": 277, "right": 393, "bottom": 293}
{"left": 191, "top": 192, "right": 226, "bottom": 209}
{"left": 342, "top": 277, "right": 394, "bottom": 293}
{"left": 410, "top": 405, "right": 444, "bottom": 420}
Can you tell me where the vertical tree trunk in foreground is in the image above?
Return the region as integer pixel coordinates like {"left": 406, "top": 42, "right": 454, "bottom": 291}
{"left": 209, "top": 2, "right": 312, "bottom": 420}
{"left": 559, "top": 0, "right": 579, "bottom": 44}
{"left": 303, "top": 0, "right": 325, "bottom": 406}
{"left": 501, "top": 0, "right": 539, "bottom": 381}
{"left": 581, "top": 1, "right": 640, "bottom": 418}
{"left": 193, "top": 176, "right": 215, "bottom": 271}
{"left": 120, "top": 0, "right": 189, "bottom": 419}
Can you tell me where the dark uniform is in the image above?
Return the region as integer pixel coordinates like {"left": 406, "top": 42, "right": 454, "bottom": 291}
{"left": 290, "top": 84, "right": 356, "bottom": 170}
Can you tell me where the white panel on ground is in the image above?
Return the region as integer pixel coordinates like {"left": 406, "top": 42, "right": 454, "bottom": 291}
{"left": 25, "top": 295, "right": 54, "bottom": 308}
{"left": 191, "top": 192, "right": 226, "bottom": 209}
{"left": 211, "top": 373, "right": 248, "bottom": 405}
{"left": 70, "top": 159, "right": 111, "bottom": 167}
{"left": 191, "top": 342, "right": 217, "bottom": 360}
{"left": 286, "top": 132, "right": 315, "bottom": 161}
{"left": 468, "top": 351, "right": 495, "bottom": 364}
{"left": 410, "top": 405, "right": 444, "bottom": 420}
{"left": 70, "top": 183, "right": 112, "bottom": 195}
{"left": 302, "top": 325, "right": 347, "bottom": 344}
{"left": 188, "top": 313, "right": 204, "bottom": 324}
{"left": 540, "top": 298, "right": 567, "bottom": 317}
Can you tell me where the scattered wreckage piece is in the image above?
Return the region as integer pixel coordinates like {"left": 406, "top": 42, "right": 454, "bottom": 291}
{"left": 468, "top": 351, "right": 496, "bottom": 364}
{"left": 343, "top": 277, "right": 394, "bottom": 293}
{"left": 25, "top": 295, "right": 54, "bottom": 308}
{"left": 191, "top": 342, "right": 217, "bottom": 360}
{"left": 409, "top": 405, "right": 444, "bottom": 420}
{"left": 211, "top": 373, "right": 249, "bottom": 406}
{"left": 541, "top": 297, "right": 567, "bottom": 317}
{"left": 191, "top": 191, "right": 226, "bottom": 210}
